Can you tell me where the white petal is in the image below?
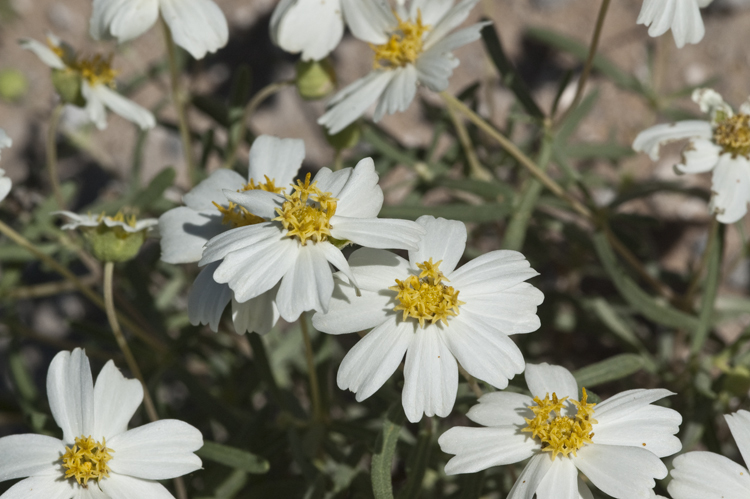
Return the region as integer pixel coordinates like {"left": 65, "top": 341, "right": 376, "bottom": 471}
{"left": 248, "top": 135, "right": 305, "bottom": 187}
{"left": 668, "top": 451, "right": 750, "bottom": 499}
{"left": 409, "top": 216, "right": 466, "bottom": 274}
{"left": 89, "top": 0, "right": 159, "bottom": 41}
{"left": 459, "top": 283, "right": 544, "bottom": 336}
{"left": 223, "top": 189, "right": 283, "bottom": 220}
{"left": 424, "top": 22, "right": 487, "bottom": 55}
{"left": 159, "top": 0, "right": 228, "bottom": 59}
{"left": 91, "top": 361, "right": 143, "bottom": 441}
{"left": 402, "top": 326, "right": 458, "bottom": 422}
{"left": 331, "top": 216, "right": 424, "bottom": 251}
{"left": 312, "top": 282, "right": 392, "bottom": 335}
{"left": 272, "top": 0, "right": 344, "bottom": 61}
{"left": 725, "top": 410, "right": 750, "bottom": 468}
{"left": 340, "top": 0, "right": 395, "bottom": 44}
{"left": 188, "top": 262, "right": 232, "bottom": 332}
{"left": 19, "top": 38, "right": 66, "bottom": 69}
{"left": 0, "top": 434, "right": 65, "bottom": 480}
{"left": 693, "top": 87, "right": 731, "bottom": 116}
{"left": 441, "top": 315, "right": 525, "bottom": 389}
{"left": 99, "top": 473, "right": 176, "bottom": 499}
{"left": 525, "top": 362, "right": 578, "bottom": 402}
{"left": 318, "top": 71, "right": 396, "bottom": 135}
{"left": 89, "top": 84, "right": 155, "bottom": 130}
{"left": 710, "top": 154, "right": 750, "bottom": 224}
{"left": 578, "top": 477, "right": 595, "bottom": 499}
{"left": 373, "top": 65, "right": 419, "bottom": 122}
{"left": 572, "top": 444, "right": 667, "bottom": 499}
{"left": 200, "top": 223, "right": 280, "bottom": 265}
{"left": 330, "top": 157, "right": 383, "bottom": 218}
{"left": 183, "top": 168, "right": 246, "bottom": 211}
{"left": 449, "top": 250, "right": 539, "bottom": 295}
{"left": 82, "top": 82, "right": 109, "bottom": 130}
{"left": 632, "top": 121, "right": 712, "bottom": 161}
{"left": 232, "top": 285, "right": 280, "bottom": 335}
{"left": 423, "top": 0, "right": 481, "bottom": 50}
{"left": 592, "top": 404, "right": 682, "bottom": 458}
{"left": 337, "top": 318, "right": 413, "bottom": 401}
{"left": 439, "top": 426, "right": 536, "bottom": 475}
{"left": 108, "top": 420, "right": 202, "bottom": 479}
{"left": 78, "top": 486, "right": 110, "bottom": 499}
{"left": 669, "top": 0, "right": 705, "bottom": 48}
{"left": 47, "top": 349, "right": 95, "bottom": 444}
{"left": 409, "top": 0, "right": 452, "bottom": 25}
{"left": 466, "top": 392, "right": 534, "bottom": 427}
{"left": 158, "top": 207, "right": 225, "bottom": 264}
{"left": 0, "top": 475, "right": 74, "bottom": 499}
{"left": 0, "top": 176, "right": 11, "bottom": 203}
{"left": 676, "top": 138, "right": 721, "bottom": 174}
{"left": 507, "top": 454, "right": 553, "bottom": 499}
{"left": 536, "top": 457, "right": 578, "bottom": 499}
{"left": 593, "top": 388, "right": 675, "bottom": 421}
{"left": 415, "top": 49, "right": 458, "bottom": 92}
{"left": 317, "top": 241, "right": 359, "bottom": 289}
{"left": 276, "top": 242, "right": 333, "bottom": 321}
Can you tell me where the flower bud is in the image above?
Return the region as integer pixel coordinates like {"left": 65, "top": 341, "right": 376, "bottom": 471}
{"left": 325, "top": 122, "right": 360, "bottom": 151}
{"left": 295, "top": 59, "right": 336, "bottom": 101}
{"left": 51, "top": 69, "right": 85, "bottom": 107}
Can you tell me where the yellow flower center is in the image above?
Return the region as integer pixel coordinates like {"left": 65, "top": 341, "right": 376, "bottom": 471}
{"left": 48, "top": 39, "right": 118, "bottom": 87}
{"left": 714, "top": 114, "right": 750, "bottom": 157}
{"left": 522, "top": 388, "right": 597, "bottom": 460}
{"left": 273, "top": 173, "right": 338, "bottom": 245}
{"left": 61, "top": 435, "right": 114, "bottom": 486}
{"left": 213, "top": 176, "right": 285, "bottom": 228}
{"left": 371, "top": 11, "right": 430, "bottom": 69}
{"left": 389, "top": 259, "right": 464, "bottom": 328}
{"left": 100, "top": 211, "right": 137, "bottom": 228}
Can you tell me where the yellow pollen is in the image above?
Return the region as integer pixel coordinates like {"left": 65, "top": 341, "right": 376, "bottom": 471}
{"left": 522, "top": 388, "right": 597, "bottom": 460}
{"left": 214, "top": 176, "right": 284, "bottom": 228}
{"left": 714, "top": 114, "right": 750, "bottom": 157}
{"left": 61, "top": 435, "right": 114, "bottom": 486}
{"left": 389, "top": 258, "right": 464, "bottom": 328}
{"left": 98, "top": 211, "right": 137, "bottom": 228}
{"left": 371, "top": 10, "right": 430, "bottom": 69}
{"left": 273, "top": 173, "right": 337, "bottom": 245}
{"left": 47, "top": 39, "right": 118, "bottom": 87}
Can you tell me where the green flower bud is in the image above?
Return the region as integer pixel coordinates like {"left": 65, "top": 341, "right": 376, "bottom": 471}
{"left": 51, "top": 69, "right": 85, "bottom": 107}
{"left": 325, "top": 122, "right": 361, "bottom": 151}
{"left": 83, "top": 224, "right": 148, "bottom": 263}
{"left": 0, "top": 69, "right": 28, "bottom": 102}
{"left": 295, "top": 59, "right": 336, "bottom": 101}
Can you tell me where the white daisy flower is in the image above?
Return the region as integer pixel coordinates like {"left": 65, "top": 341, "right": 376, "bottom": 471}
{"left": 89, "top": 0, "right": 228, "bottom": 60}
{"left": 271, "top": 0, "right": 344, "bottom": 61}
{"left": 20, "top": 34, "right": 155, "bottom": 131}
{"left": 0, "top": 348, "right": 203, "bottom": 499}
{"left": 159, "top": 135, "right": 305, "bottom": 334}
{"left": 637, "top": 0, "right": 713, "bottom": 48}
{"left": 198, "top": 157, "right": 425, "bottom": 324}
{"left": 633, "top": 88, "right": 750, "bottom": 224}
{"left": 312, "top": 216, "right": 543, "bottom": 423}
{"left": 438, "top": 363, "right": 682, "bottom": 499}
{"left": 668, "top": 409, "right": 750, "bottom": 499}
{"left": 318, "top": 0, "right": 488, "bottom": 134}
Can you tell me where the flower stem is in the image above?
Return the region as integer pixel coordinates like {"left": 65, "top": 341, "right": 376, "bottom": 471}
{"left": 103, "top": 262, "right": 159, "bottom": 422}
{"left": 47, "top": 103, "right": 65, "bottom": 208}
{"left": 300, "top": 313, "right": 324, "bottom": 422}
{"left": 445, "top": 101, "right": 494, "bottom": 181}
{"left": 458, "top": 365, "right": 483, "bottom": 398}
{"left": 161, "top": 19, "right": 195, "bottom": 186}
{"left": 0, "top": 219, "right": 166, "bottom": 351}
{"left": 221, "top": 80, "right": 292, "bottom": 170}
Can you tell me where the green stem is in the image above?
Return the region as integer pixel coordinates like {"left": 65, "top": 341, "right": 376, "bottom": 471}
{"left": 300, "top": 314, "right": 323, "bottom": 422}
{"left": 47, "top": 103, "right": 65, "bottom": 208}
{"left": 691, "top": 221, "right": 723, "bottom": 354}
{"left": 161, "top": 19, "right": 195, "bottom": 186}
{"left": 445, "top": 101, "right": 493, "bottom": 181}
{"left": 221, "top": 80, "right": 292, "bottom": 170}
{"left": 458, "top": 364, "right": 483, "bottom": 398}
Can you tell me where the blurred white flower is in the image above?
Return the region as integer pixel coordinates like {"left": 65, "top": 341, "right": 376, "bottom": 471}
{"left": 319, "top": 0, "right": 488, "bottom": 134}
{"left": 271, "top": 0, "right": 344, "bottom": 61}
{"left": 439, "top": 363, "right": 682, "bottom": 499}
{"left": 633, "top": 88, "right": 750, "bottom": 224}
{"left": 313, "top": 216, "right": 543, "bottom": 423}
{"left": 56, "top": 211, "right": 159, "bottom": 233}
{"left": 0, "top": 130, "right": 12, "bottom": 203}
{"left": 0, "top": 348, "right": 203, "bottom": 499}
{"left": 159, "top": 135, "right": 304, "bottom": 334}
{"left": 199, "top": 157, "right": 425, "bottom": 324}
{"left": 20, "top": 34, "right": 155, "bottom": 130}
{"left": 0, "top": 128, "right": 10, "bottom": 160}
{"left": 90, "top": 0, "right": 228, "bottom": 60}
{"left": 668, "top": 409, "right": 750, "bottom": 498}
{"left": 637, "top": 0, "right": 713, "bottom": 48}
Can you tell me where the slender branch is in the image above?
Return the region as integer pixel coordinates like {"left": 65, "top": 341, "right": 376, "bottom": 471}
{"left": 0, "top": 220, "right": 166, "bottom": 352}
{"left": 2, "top": 274, "right": 99, "bottom": 299}
{"left": 221, "top": 80, "right": 292, "bottom": 170}
{"left": 445, "top": 101, "right": 494, "bottom": 181}
{"left": 161, "top": 19, "right": 195, "bottom": 186}
{"left": 300, "top": 313, "right": 323, "bottom": 422}
{"left": 47, "top": 103, "right": 65, "bottom": 207}
{"left": 557, "top": 0, "right": 611, "bottom": 125}
{"left": 683, "top": 218, "right": 720, "bottom": 309}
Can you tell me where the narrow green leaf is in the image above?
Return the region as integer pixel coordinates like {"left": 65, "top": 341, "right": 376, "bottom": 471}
{"left": 372, "top": 404, "right": 405, "bottom": 499}
{"left": 692, "top": 223, "right": 724, "bottom": 353}
{"left": 586, "top": 298, "right": 644, "bottom": 351}
{"left": 609, "top": 181, "right": 709, "bottom": 208}
{"left": 380, "top": 203, "right": 509, "bottom": 223}
{"left": 481, "top": 23, "right": 544, "bottom": 119}
{"left": 432, "top": 177, "right": 513, "bottom": 202}
{"left": 573, "top": 354, "right": 646, "bottom": 388}
{"left": 396, "top": 422, "right": 432, "bottom": 499}
{"left": 592, "top": 232, "right": 698, "bottom": 330}
{"left": 132, "top": 167, "right": 176, "bottom": 210}
{"left": 196, "top": 441, "right": 270, "bottom": 474}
